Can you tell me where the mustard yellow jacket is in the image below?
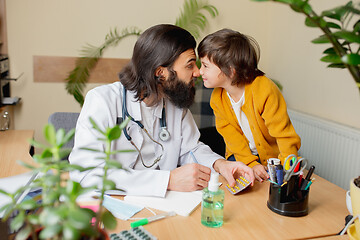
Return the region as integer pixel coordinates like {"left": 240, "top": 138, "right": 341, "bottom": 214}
{"left": 210, "top": 76, "right": 301, "bottom": 167}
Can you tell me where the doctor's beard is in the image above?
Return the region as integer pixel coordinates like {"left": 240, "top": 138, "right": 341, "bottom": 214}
{"left": 162, "top": 70, "right": 196, "bottom": 109}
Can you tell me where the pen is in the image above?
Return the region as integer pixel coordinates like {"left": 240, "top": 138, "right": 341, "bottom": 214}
{"left": 189, "top": 151, "right": 199, "bottom": 164}
{"left": 304, "top": 178, "right": 315, "bottom": 191}
{"left": 305, "top": 165, "right": 315, "bottom": 181}
{"left": 130, "top": 211, "right": 176, "bottom": 228}
{"left": 298, "top": 171, "right": 303, "bottom": 187}
{"left": 267, "top": 179, "right": 278, "bottom": 185}
{"left": 275, "top": 164, "right": 283, "bottom": 185}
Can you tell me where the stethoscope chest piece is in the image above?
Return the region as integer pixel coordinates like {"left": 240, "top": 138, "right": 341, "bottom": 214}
{"left": 159, "top": 127, "right": 170, "bottom": 142}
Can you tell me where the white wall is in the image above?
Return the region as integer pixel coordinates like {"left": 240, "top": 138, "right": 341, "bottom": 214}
{"left": 5, "top": 0, "right": 360, "bottom": 145}
{"left": 263, "top": 0, "right": 360, "bottom": 128}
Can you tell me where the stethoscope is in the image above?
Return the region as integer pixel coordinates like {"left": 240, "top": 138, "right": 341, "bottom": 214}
{"left": 118, "top": 88, "right": 170, "bottom": 168}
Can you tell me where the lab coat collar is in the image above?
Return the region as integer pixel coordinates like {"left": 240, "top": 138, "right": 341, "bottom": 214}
{"left": 153, "top": 98, "right": 164, "bottom": 119}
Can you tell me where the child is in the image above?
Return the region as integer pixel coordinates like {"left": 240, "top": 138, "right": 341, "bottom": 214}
{"left": 198, "top": 29, "right": 301, "bottom": 182}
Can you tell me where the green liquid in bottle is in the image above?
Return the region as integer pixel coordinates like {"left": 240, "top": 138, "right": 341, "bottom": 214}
{"left": 201, "top": 188, "right": 224, "bottom": 228}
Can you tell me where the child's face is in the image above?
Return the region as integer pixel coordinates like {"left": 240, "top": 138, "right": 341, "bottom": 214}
{"left": 200, "top": 56, "right": 231, "bottom": 89}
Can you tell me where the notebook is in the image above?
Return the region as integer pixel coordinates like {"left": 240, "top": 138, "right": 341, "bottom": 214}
{"left": 124, "top": 190, "right": 202, "bottom": 217}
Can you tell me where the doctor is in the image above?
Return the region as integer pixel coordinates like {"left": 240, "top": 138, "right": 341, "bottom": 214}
{"left": 69, "top": 24, "right": 254, "bottom": 197}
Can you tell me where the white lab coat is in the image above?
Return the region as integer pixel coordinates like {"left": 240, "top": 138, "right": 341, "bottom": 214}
{"left": 69, "top": 82, "right": 223, "bottom": 197}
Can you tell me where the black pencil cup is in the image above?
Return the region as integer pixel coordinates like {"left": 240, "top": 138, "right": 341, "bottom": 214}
{"left": 267, "top": 175, "right": 309, "bottom": 217}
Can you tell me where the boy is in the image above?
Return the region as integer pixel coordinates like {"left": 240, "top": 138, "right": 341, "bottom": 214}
{"left": 198, "top": 29, "right": 301, "bottom": 182}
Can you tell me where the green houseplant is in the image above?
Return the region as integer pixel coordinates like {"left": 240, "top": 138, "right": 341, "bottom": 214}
{"left": 0, "top": 117, "right": 130, "bottom": 240}
{"left": 251, "top": 0, "right": 360, "bottom": 90}
{"left": 65, "top": 0, "right": 219, "bottom": 106}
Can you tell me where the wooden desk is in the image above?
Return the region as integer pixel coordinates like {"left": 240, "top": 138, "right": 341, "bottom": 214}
{"left": 0, "top": 140, "right": 349, "bottom": 239}
{"left": 0, "top": 130, "right": 34, "bottom": 177}
{"left": 114, "top": 175, "right": 349, "bottom": 240}
{"left": 311, "top": 235, "right": 349, "bottom": 240}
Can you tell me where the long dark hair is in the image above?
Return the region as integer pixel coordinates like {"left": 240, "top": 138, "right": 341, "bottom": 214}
{"left": 119, "top": 24, "right": 196, "bottom": 105}
{"left": 198, "top": 28, "right": 264, "bottom": 86}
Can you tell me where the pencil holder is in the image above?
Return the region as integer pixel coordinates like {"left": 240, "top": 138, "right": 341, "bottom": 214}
{"left": 267, "top": 175, "right": 309, "bottom": 217}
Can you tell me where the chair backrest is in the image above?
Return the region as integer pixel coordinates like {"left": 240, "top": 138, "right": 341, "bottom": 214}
{"left": 199, "top": 126, "right": 225, "bottom": 157}
{"left": 48, "top": 112, "right": 80, "bottom": 149}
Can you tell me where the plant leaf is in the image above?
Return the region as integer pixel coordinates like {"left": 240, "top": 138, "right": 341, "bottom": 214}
{"left": 0, "top": 203, "right": 15, "bottom": 220}
{"left": 63, "top": 222, "right": 81, "bottom": 240}
{"left": 333, "top": 30, "right": 360, "bottom": 43}
{"left": 40, "top": 207, "right": 63, "bottom": 226}
{"left": 18, "top": 198, "right": 37, "bottom": 210}
{"left": 65, "top": 27, "right": 141, "bottom": 106}
{"left": 80, "top": 147, "right": 102, "bottom": 152}
{"left": 323, "top": 47, "right": 336, "bottom": 54}
{"left": 0, "top": 188, "right": 11, "bottom": 196}
{"left": 312, "top": 35, "right": 331, "bottom": 44}
{"left": 66, "top": 180, "right": 81, "bottom": 196}
{"left": 28, "top": 139, "right": 47, "bottom": 149}
{"left": 305, "top": 17, "right": 317, "bottom": 27}
{"left": 101, "top": 210, "right": 117, "bottom": 230}
{"left": 327, "top": 63, "right": 347, "bottom": 68}
{"left": 68, "top": 208, "right": 93, "bottom": 230}
{"left": 175, "top": 0, "right": 218, "bottom": 39}
{"left": 326, "top": 22, "right": 341, "bottom": 29}
{"left": 302, "top": 3, "right": 312, "bottom": 15}
{"left": 55, "top": 128, "right": 65, "bottom": 146}
{"left": 110, "top": 149, "right": 135, "bottom": 154}
{"left": 276, "top": 0, "right": 293, "bottom": 3}
{"left": 16, "top": 160, "right": 37, "bottom": 170}
{"left": 44, "top": 124, "right": 57, "bottom": 145}
{"left": 105, "top": 160, "right": 123, "bottom": 169}
{"left": 354, "top": 20, "right": 360, "bottom": 33}
{"left": 341, "top": 53, "right": 360, "bottom": 65}
{"left": 41, "top": 149, "right": 53, "bottom": 159}
{"left": 10, "top": 211, "right": 25, "bottom": 232}
{"left": 62, "top": 128, "right": 75, "bottom": 146}
{"left": 89, "top": 117, "right": 105, "bottom": 135}
{"left": 58, "top": 148, "right": 72, "bottom": 160}
{"left": 103, "top": 179, "right": 116, "bottom": 191}
{"left": 107, "top": 125, "right": 121, "bottom": 141}
{"left": 27, "top": 214, "right": 40, "bottom": 225}
{"left": 39, "top": 225, "right": 62, "bottom": 239}
{"left": 320, "top": 54, "right": 342, "bottom": 63}
{"left": 42, "top": 193, "right": 60, "bottom": 207}
{"left": 14, "top": 225, "right": 32, "bottom": 240}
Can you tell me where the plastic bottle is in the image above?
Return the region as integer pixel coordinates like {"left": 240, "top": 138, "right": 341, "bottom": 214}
{"left": 201, "top": 172, "right": 224, "bottom": 227}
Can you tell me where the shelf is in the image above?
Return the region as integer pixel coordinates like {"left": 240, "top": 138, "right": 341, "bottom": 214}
{"left": 0, "top": 72, "right": 23, "bottom": 81}
{"left": 1, "top": 97, "right": 20, "bottom": 105}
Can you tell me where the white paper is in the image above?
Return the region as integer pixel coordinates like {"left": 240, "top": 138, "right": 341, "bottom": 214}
{"left": 124, "top": 190, "right": 202, "bottom": 217}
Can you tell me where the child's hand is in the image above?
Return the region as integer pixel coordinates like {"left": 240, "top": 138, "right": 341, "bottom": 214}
{"left": 252, "top": 164, "right": 269, "bottom": 182}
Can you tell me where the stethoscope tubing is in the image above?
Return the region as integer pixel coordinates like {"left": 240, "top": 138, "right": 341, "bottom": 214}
{"left": 121, "top": 87, "right": 169, "bottom": 168}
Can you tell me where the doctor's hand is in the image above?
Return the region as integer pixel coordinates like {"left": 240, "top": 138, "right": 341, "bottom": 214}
{"left": 213, "top": 159, "right": 255, "bottom": 188}
{"left": 167, "top": 163, "right": 211, "bottom": 192}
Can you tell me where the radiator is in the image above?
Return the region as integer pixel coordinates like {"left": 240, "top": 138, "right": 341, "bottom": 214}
{"left": 288, "top": 109, "right": 360, "bottom": 190}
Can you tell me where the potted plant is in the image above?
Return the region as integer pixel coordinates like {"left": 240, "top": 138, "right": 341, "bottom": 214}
{"left": 251, "top": 0, "right": 360, "bottom": 91}
{"left": 65, "top": 0, "right": 219, "bottom": 106}
{"left": 0, "top": 117, "right": 130, "bottom": 240}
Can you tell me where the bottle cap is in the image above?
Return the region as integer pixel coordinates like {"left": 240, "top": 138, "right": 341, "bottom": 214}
{"left": 208, "top": 172, "right": 220, "bottom": 192}
{"left": 267, "top": 158, "right": 280, "bottom": 165}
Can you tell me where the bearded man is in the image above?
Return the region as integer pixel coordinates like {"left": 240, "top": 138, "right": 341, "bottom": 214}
{"left": 69, "top": 24, "right": 254, "bottom": 197}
